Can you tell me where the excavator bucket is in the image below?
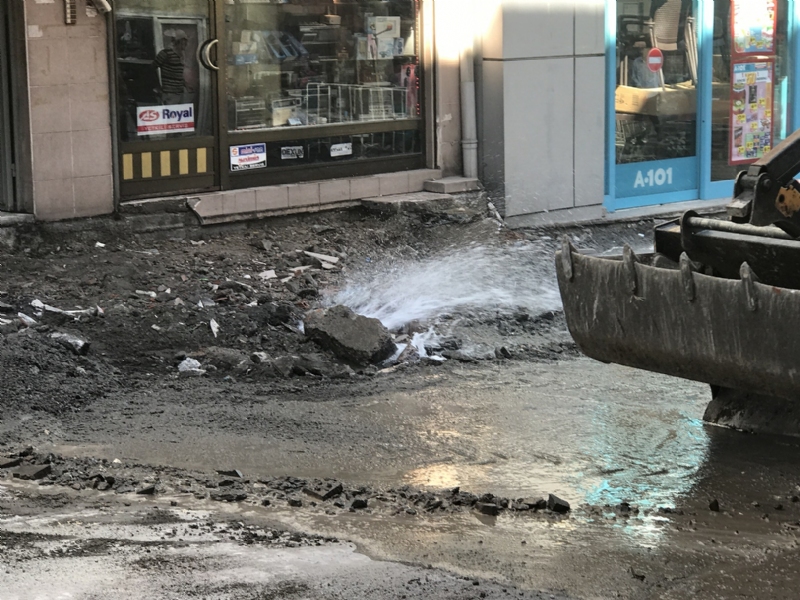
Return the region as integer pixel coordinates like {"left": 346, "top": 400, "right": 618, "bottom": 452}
{"left": 555, "top": 239, "right": 800, "bottom": 402}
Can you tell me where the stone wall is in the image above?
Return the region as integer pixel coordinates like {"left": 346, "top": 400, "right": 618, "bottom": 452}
{"left": 26, "top": 0, "right": 113, "bottom": 221}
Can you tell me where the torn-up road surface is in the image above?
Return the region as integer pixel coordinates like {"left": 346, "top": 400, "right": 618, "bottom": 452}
{"left": 4, "top": 208, "right": 800, "bottom": 599}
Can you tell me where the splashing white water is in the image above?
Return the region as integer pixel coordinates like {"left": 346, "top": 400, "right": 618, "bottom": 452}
{"left": 329, "top": 243, "right": 562, "bottom": 330}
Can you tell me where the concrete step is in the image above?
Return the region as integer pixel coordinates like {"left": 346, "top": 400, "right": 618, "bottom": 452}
{"left": 0, "top": 212, "right": 34, "bottom": 227}
{"left": 424, "top": 176, "right": 481, "bottom": 194}
{"left": 361, "top": 191, "right": 483, "bottom": 223}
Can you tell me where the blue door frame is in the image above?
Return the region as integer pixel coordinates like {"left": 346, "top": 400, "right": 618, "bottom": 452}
{"left": 605, "top": 0, "right": 800, "bottom": 212}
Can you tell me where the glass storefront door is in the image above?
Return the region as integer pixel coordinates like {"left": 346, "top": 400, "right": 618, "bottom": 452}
{"left": 611, "top": 0, "right": 700, "bottom": 209}
{"left": 707, "top": 0, "right": 788, "bottom": 191}
{"left": 607, "top": 0, "right": 795, "bottom": 210}
{"left": 114, "top": 0, "right": 424, "bottom": 200}
{"left": 115, "top": 0, "right": 218, "bottom": 198}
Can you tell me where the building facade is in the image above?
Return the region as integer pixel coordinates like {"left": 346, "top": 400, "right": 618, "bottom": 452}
{"left": 1, "top": 1, "right": 791, "bottom": 227}
{"left": 1, "top": 0, "right": 462, "bottom": 223}
{"left": 480, "top": 0, "right": 798, "bottom": 227}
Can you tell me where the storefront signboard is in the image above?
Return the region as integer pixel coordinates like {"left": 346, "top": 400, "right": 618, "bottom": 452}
{"left": 730, "top": 60, "right": 774, "bottom": 165}
{"left": 281, "top": 146, "right": 304, "bottom": 160}
{"left": 731, "top": 0, "right": 777, "bottom": 57}
{"left": 615, "top": 157, "right": 698, "bottom": 198}
{"left": 136, "top": 104, "right": 195, "bottom": 136}
{"left": 230, "top": 143, "right": 267, "bottom": 171}
{"left": 330, "top": 142, "right": 353, "bottom": 158}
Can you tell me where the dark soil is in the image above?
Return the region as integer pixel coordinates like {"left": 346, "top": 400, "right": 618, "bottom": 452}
{"left": 0, "top": 200, "right": 595, "bottom": 422}
{"left": 0, "top": 201, "right": 676, "bottom": 599}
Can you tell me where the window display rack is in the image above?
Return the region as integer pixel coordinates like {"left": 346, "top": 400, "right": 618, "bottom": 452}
{"left": 304, "top": 83, "right": 409, "bottom": 124}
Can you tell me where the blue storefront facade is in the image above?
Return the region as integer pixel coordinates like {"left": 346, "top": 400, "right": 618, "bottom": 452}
{"left": 606, "top": 0, "right": 800, "bottom": 212}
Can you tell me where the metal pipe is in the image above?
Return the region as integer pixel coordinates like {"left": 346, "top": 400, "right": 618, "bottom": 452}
{"left": 460, "top": 44, "right": 478, "bottom": 179}
{"left": 687, "top": 216, "right": 795, "bottom": 240}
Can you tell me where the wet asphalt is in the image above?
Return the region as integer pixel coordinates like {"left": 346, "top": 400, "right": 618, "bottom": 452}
{"left": 5, "top": 356, "right": 800, "bottom": 598}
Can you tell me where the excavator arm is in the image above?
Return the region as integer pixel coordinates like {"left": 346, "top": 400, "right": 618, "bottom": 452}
{"left": 730, "top": 127, "right": 800, "bottom": 234}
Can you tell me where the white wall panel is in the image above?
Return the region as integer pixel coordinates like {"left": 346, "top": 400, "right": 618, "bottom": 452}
{"left": 504, "top": 58, "right": 574, "bottom": 216}
{"left": 574, "top": 56, "right": 606, "bottom": 207}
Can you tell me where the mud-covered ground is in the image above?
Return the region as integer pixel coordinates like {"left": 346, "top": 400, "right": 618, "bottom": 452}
{"left": 4, "top": 200, "right": 799, "bottom": 599}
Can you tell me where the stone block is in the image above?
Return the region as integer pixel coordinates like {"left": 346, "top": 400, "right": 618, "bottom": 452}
{"left": 423, "top": 177, "right": 481, "bottom": 194}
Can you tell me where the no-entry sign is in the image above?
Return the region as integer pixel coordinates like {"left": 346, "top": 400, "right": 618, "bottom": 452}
{"left": 646, "top": 48, "right": 664, "bottom": 73}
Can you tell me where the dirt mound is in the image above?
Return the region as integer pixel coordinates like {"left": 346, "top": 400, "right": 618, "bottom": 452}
{"left": 0, "top": 329, "right": 122, "bottom": 415}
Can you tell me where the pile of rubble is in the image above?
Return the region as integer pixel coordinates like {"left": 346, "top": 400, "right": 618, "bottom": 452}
{"left": 1, "top": 448, "right": 572, "bottom": 519}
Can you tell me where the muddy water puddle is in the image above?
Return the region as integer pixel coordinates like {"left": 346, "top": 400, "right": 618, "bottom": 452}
{"left": 28, "top": 357, "right": 800, "bottom": 598}
{"left": 55, "top": 359, "right": 713, "bottom": 523}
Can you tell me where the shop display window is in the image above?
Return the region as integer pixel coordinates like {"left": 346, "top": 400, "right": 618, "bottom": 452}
{"left": 710, "top": 0, "right": 788, "bottom": 181}
{"left": 224, "top": 0, "right": 420, "bottom": 133}
{"left": 614, "top": 0, "right": 698, "bottom": 165}
{"left": 115, "top": 1, "right": 214, "bottom": 143}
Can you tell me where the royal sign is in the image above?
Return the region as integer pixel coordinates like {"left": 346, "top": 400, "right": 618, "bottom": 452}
{"left": 137, "top": 104, "right": 195, "bottom": 135}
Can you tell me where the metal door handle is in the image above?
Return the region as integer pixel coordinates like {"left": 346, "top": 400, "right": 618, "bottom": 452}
{"left": 199, "top": 39, "right": 219, "bottom": 71}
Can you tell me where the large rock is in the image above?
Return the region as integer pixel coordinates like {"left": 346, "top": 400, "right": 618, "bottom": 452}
{"left": 547, "top": 493, "right": 571, "bottom": 513}
{"left": 305, "top": 305, "right": 396, "bottom": 366}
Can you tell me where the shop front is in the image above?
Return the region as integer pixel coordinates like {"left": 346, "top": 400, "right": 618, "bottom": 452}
{"left": 607, "top": 0, "right": 797, "bottom": 211}
{"left": 113, "top": 0, "right": 425, "bottom": 200}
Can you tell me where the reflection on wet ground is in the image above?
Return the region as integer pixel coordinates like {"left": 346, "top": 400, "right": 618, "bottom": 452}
{"left": 56, "top": 358, "right": 712, "bottom": 540}
{"left": 397, "top": 360, "right": 711, "bottom": 516}
{"left": 33, "top": 357, "right": 800, "bottom": 597}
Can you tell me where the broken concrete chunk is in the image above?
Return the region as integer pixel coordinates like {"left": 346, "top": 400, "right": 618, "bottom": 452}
{"left": 258, "top": 270, "right": 277, "bottom": 281}
{"left": 177, "top": 356, "right": 211, "bottom": 378}
{"left": 547, "top": 493, "right": 571, "bottom": 513}
{"left": 18, "top": 313, "right": 37, "bottom": 327}
{"left": 179, "top": 368, "right": 206, "bottom": 378}
{"left": 250, "top": 351, "right": 270, "bottom": 364}
{"left": 202, "top": 347, "right": 249, "bottom": 372}
{"left": 272, "top": 356, "right": 297, "bottom": 378}
{"left": 0, "top": 300, "right": 13, "bottom": 313}
{"left": 12, "top": 464, "right": 51, "bottom": 480}
{"left": 304, "top": 305, "right": 396, "bottom": 366}
{"left": 51, "top": 332, "right": 90, "bottom": 356}
{"left": 476, "top": 502, "right": 499, "bottom": 516}
{"left": 294, "top": 353, "right": 354, "bottom": 379}
{"left": 217, "top": 469, "right": 243, "bottom": 478}
{"left": 136, "top": 485, "right": 156, "bottom": 495}
{"left": 0, "top": 457, "right": 23, "bottom": 469}
{"left": 523, "top": 497, "right": 548, "bottom": 511}
{"left": 303, "top": 251, "right": 340, "bottom": 265}
{"left": 211, "top": 491, "right": 247, "bottom": 502}
{"left": 178, "top": 358, "right": 203, "bottom": 372}
{"left": 303, "top": 482, "right": 343, "bottom": 501}
{"left": 32, "top": 299, "right": 89, "bottom": 317}
{"left": 209, "top": 319, "right": 220, "bottom": 338}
